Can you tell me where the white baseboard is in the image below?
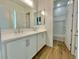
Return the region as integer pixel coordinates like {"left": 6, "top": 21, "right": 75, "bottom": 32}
{"left": 54, "top": 34, "right": 65, "bottom": 37}
{"left": 53, "top": 34, "right": 65, "bottom": 42}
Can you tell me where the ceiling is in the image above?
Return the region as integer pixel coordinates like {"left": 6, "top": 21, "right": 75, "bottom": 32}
{"left": 54, "top": 0, "right": 69, "bottom": 8}
{"left": 11, "top": 0, "right": 34, "bottom": 9}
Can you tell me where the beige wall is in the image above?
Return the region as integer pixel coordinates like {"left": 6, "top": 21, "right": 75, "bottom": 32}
{"left": 38, "top": 0, "right": 53, "bottom": 47}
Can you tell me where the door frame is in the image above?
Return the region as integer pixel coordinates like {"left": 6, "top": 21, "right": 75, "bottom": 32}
{"left": 65, "top": 0, "right": 78, "bottom": 53}
{"left": 71, "top": 0, "right": 78, "bottom": 55}
{"left": 65, "top": 0, "right": 74, "bottom": 51}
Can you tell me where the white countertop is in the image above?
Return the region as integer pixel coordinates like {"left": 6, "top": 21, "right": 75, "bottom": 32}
{"left": 1, "top": 28, "right": 47, "bottom": 43}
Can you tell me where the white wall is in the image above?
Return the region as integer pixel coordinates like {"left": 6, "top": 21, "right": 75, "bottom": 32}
{"left": 53, "top": 21, "right": 65, "bottom": 36}
{"left": 53, "top": 5, "right": 67, "bottom": 41}
{"left": 38, "top": 0, "right": 53, "bottom": 47}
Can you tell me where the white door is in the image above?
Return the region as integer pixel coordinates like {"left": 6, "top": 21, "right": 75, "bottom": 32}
{"left": 26, "top": 35, "right": 37, "bottom": 59}
{"left": 71, "top": 0, "right": 78, "bottom": 56}
{"left": 65, "top": 0, "right": 73, "bottom": 51}
{"left": 74, "top": 35, "right": 78, "bottom": 59}
{"left": 37, "top": 33, "right": 46, "bottom": 51}
{"left": 6, "top": 36, "right": 37, "bottom": 59}
{"left": 0, "top": 31, "right": 2, "bottom": 59}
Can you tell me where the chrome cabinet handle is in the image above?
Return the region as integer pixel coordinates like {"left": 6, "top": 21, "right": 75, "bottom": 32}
{"left": 26, "top": 39, "right": 30, "bottom": 47}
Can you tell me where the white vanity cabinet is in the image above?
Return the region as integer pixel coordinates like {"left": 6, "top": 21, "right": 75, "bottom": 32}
{"left": 37, "top": 33, "right": 46, "bottom": 51}
{"left": 6, "top": 39, "right": 27, "bottom": 59}
{"left": 2, "top": 30, "right": 47, "bottom": 59}
{"left": 6, "top": 35, "right": 37, "bottom": 59}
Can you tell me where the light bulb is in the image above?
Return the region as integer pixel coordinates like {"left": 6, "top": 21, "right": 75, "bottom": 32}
{"left": 21, "top": 0, "right": 33, "bottom": 7}
{"left": 41, "top": 11, "right": 45, "bottom": 16}
{"left": 68, "top": 0, "right": 73, "bottom": 4}
{"left": 57, "top": 3, "right": 61, "bottom": 7}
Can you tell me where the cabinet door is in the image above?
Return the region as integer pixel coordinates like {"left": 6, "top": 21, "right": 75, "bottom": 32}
{"left": 6, "top": 39, "right": 27, "bottom": 59}
{"left": 37, "top": 33, "right": 46, "bottom": 51}
{"left": 26, "top": 36, "right": 37, "bottom": 59}
{"left": 6, "top": 36, "right": 37, "bottom": 59}
{"left": 0, "top": 50, "right": 1, "bottom": 59}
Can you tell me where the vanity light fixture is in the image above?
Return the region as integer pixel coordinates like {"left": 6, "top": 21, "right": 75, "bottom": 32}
{"left": 21, "top": 0, "right": 33, "bottom": 7}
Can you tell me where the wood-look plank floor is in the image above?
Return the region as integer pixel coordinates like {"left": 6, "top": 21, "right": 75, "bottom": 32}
{"left": 33, "top": 40, "right": 75, "bottom": 59}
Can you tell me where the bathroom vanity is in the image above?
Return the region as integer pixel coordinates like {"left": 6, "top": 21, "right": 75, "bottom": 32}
{"left": 1, "top": 28, "right": 47, "bottom": 59}
{"left": 0, "top": 0, "right": 48, "bottom": 59}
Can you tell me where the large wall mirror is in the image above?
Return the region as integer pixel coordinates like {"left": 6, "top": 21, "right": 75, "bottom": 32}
{"left": 0, "top": 0, "right": 45, "bottom": 31}
{"left": 0, "top": 0, "right": 36, "bottom": 30}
